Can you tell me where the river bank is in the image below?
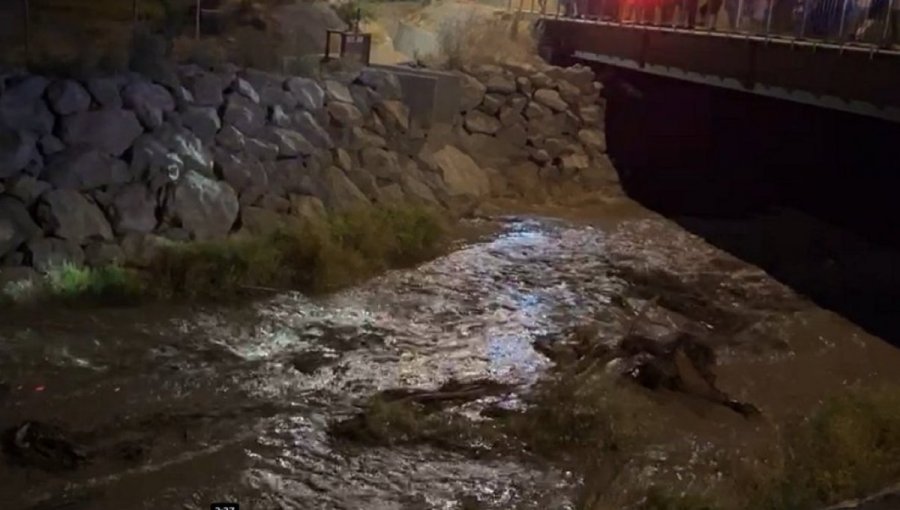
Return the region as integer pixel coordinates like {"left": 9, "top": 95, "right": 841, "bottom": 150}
{"left": 3, "top": 197, "right": 900, "bottom": 509}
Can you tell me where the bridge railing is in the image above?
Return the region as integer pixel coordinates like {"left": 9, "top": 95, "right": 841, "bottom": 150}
{"left": 510, "top": 0, "right": 898, "bottom": 49}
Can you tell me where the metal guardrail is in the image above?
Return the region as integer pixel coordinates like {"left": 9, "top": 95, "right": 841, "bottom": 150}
{"left": 510, "top": 0, "right": 899, "bottom": 51}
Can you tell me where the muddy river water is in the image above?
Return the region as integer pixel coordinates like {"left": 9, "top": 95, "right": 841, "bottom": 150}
{"left": 2, "top": 198, "right": 900, "bottom": 510}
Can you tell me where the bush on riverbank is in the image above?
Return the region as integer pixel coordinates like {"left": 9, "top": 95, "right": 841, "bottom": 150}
{"left": 46, "top": 263, "right": 144, "bottom": 303}
{"left": 1, "top": 263, "right": 144, "bottom": 306}
{"left": 749, "top": 386, "right": 900, "bottom": 510}
{"left": 147, "top": 204, "right": 449, "bottom": 299}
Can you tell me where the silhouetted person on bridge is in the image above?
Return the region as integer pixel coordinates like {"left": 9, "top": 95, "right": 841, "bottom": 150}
{"left": 685, "top": 0, "right": 700, "bottom": 26}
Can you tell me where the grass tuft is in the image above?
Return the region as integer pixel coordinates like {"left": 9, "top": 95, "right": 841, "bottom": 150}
{"left": 147, "top": 204, "right": 449, "bottom": 299}
{"left": 45, "top": 263, "right": 144, "bottom": 304}
{"left": 751, "top": 386, "right": 900, "bottom": 510}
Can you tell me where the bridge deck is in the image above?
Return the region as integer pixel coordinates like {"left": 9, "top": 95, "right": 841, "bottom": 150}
{"left": 534, "top": 15, "right": 900, "bottom": 121}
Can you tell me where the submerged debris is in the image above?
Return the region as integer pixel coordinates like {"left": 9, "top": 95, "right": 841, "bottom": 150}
{"left": 2, "top": 421, "right": 88, "bottom": 471}
{"left": 330, "top": 379, "right": 516, "bottom": 453}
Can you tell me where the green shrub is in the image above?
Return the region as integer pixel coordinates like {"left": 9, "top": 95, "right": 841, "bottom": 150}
{"left": 147, "top": 204, "right": 449, "bottom": 299}
{"left": 45, "top": 263, "right": 144, "bottom": 304}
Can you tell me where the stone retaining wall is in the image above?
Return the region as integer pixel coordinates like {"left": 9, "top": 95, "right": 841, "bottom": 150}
{"left": 0, "top": 59, "right": 618, "bottom": 282}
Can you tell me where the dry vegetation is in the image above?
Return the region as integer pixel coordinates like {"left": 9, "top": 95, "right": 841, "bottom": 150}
{"left": 436, "top": 9, "right": 539, "bottom": 68}
{"left": 0, "top": 0, "right": 324, "bottom": 75}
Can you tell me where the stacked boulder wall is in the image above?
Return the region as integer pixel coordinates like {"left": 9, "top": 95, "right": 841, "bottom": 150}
{"left": 0, "top": 61, "right": 615, "bottom": 275}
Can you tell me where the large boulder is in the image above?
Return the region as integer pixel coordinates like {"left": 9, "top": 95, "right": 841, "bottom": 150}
{"left": 480, "top": 94, "right": 504, "bottom": 116}
{"left": 238, "top": 68, "right": 281, "bottom": 95}
{"left": 561, "top": 64, "right": 596, "bottom": 93}
{"left": 360, "top": 147, "right": 402, "bottom": 180}
{"left": 183, "top": 71, "right": 225, "bottom": 107}
{"left": 350, "top": 127, "right": 387, "bottom": 150}
{"left": 259, "top": 85, "right": 297, "bottom": 110}
{"left": 222, "top": 94, "right": 266, "bottom": 136}
{"left": 484, "top": 73, "right": 517, "bottom": 95}
{"left": 122, "top": 81, "right": 176, "bottom": 130}
{"left": 43, "top": 147, "right": 130, "bottom": 190}
{"left": 579, "top": 104, "right": 603, "bottom": 126}
{"left": 533, "top": 88, "right": 568, "bottom": 112}
{"left": 516, "top": 76, "right": 533, "bottom": 95}
{"left": 334, "top": 148, "right": 354, "bottom": 171}
{"left": 286, "top": 77, "right": 325, "bottom": 111}
{"left": 214, "top": 151, "right": 268, "bottom": 194}
{"left": 85, "top": 76, "right": 123, "bottom": 109}
{"left": 356, "top": 68, "right": 402, "bottom": 100}
{"left": 578, "top": 128, "right": 607, "bottom": 153}
{"left": 464, "top": 110, "right": 501, "bottom": 135}
{"left": 350, "top": 84, "right": 377, "bottom": 115}
{"left": 399, "top": 162, "right": 439, "bottom": 205}
{"left": 293, "top": 111, "right": 333, "bottom": 149}
{"left": 156, "top": 125, "right": 214, "bottom": 177}
{"left": 0, "top": 128, "right": 37, "bottom": 178}
{"left": 289, "top": 194, "right": 327, "bottom": 223}
{"left": 181, "top": 106, "right": 221, "bottom": 142}
{"left": 110, "top": 184, "right": 158, "bottom": 234}
{"left": 556, "top": 80, "right": 582, "bottom": 106}
{"left": 46, "top": 80, "right": 91, "bottom": 115}
{"left": 216, "top": 125, "right": 246, "bottom": 152}
{"left": 0, "top": 197, "right": 41, "bottom": 258}
{"left": 130, "top": 134, "right": 184, "bottom": 188}
{"left": 59, "top": 109, "right": 143, "bottom": 157}
{"left": 242, "top": 136, "right": 277, "bottom": 161}
{"left": 375, "top": 100, "right": 410, "bottom": 133}
{"left": 459, "top": 132, "right": 525, "bottom": 168}
{"left": 0, "top": 76, "right": 54, "bottom": 134}
{"left": 499, "top": 105, "right": 526, "bottom": 127}
{"left": 233, "top": 77, "right": 261, "bottom": 104}
{"left": 264, "top": 127, "right": 315, "bottom": 158}
{"left": 458, "top": 73, "right": 486, "bottom": 112}
{"left": 560, "top": 152, "right": 590, "bottom": 172}
{"left": 316, "top": 166, "right": 371, "bottom": 211}
{"left": 37, "top": 190, "right": 113, "bottom": 243}
{"left": 168, "top": 170, "right": 239, "bottom": 240}
{"left": 497, "top": 123, "right": 528, "bottom": 148}
{"left": 271, "top": 105, "right": 292, "bottom": 128}
{"left": 525, "top": 100, "right": 552, "bottom": 121}
{"left": 431, "top": 145, "right": 490, "bottom": 198}
{"left": 6, "top": 176, "right": 51, "bottom": 206}
{"left": 324, "top": 80, "right": 353, "bottom": 104}
{"left": 327, "top": 101, "right": 363, "bottom": 127}
{"left": 345, "top": 167, "right": 380, "bottom": 200}
{"left": 38, "top": 134, "right": 65, "bottom": 157}
{"left": 268, "top": 158, "right": 317, "bottom": 196}
{"left": 27, "top": 238, "right": 85, "bottom": 273}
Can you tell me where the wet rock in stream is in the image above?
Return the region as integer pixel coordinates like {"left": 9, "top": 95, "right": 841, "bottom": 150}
{"left": 3, "top": 421, "right": 87, "bottom": 471}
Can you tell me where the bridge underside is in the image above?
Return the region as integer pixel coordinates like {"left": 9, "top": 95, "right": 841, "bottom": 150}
{"left": 538, "top": 19, "right": 900, "bottom": 122}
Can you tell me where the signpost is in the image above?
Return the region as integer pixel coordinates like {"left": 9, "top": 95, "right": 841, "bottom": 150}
{"left": 324, "top": 29, "right": 372, "bottom": 65}
{"left": 324, "top": 4, "right": 372, "bottom": 65}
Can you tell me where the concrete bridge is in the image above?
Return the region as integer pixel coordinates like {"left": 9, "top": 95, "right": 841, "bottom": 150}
{"left": 531, "top": 15, "right": 900, "bottom": 122}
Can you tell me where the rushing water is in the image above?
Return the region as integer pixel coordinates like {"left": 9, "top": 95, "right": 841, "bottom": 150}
{"left": 2, "top": 201, "right": 899, "bottom": 510}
